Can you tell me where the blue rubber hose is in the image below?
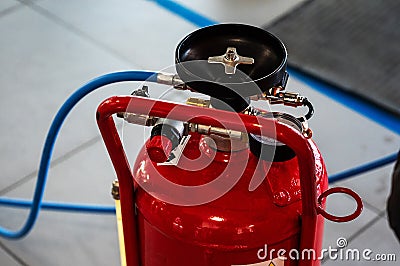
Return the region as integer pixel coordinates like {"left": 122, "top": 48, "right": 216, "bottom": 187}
{"left": 0, "top": 71, "right": 157, "bottom": 239}
{"left": 329, "top": 152, "right": 398, "bottom": 183}
{"left": 0, "top": 198, "right": 115, "bottom": 214}
{"left": 152, "top": 0, "right": 216, "bottom": 27}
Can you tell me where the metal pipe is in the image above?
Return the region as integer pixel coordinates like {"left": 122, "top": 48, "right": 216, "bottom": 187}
{"left": 96, "top": 95, "right": 318, "bottom": 266}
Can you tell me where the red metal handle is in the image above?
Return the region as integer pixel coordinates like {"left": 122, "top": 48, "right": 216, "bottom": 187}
{"left": 96, "top": 96, "right": 319, "bottom": 266}
{"left": 317, "top": 187, "right": 363, "bottom": 223}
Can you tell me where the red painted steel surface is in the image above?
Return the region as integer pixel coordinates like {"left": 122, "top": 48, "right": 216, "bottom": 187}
{"left": 134, "top": 134, "right": 328, "bottom": 265}
{"left": 97, "top": 96, "right": 329, "bottom": 266}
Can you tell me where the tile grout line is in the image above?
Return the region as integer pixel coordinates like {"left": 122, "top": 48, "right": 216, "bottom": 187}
{"left": 0, "top": 240, "right": 29, "bottom": 266}
{"left": 361, "top": 200, "right": 386, "bottom": 216}
{"left": 0, "top": 120, "right": 123, "bottom": 196}
{"left": 321, "top": 210, "right": 386, "bottom": 263}
{"left": 15, "top": 0, "right": 143, "bottom": 69}
{"left": 0, "top": 1, "right": 25, "bottom": 19}
{"left": 0, "top": 134, "right": 102, "bottom": 196}
{"left": 1, "top": 0, "right": 138, "bottom": 197}
{"left": 346, "top": 210, "right": 387, "bottom": 243}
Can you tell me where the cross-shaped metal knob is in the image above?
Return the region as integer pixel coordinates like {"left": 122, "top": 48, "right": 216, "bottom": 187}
{"left": 208, "top": 47, "right": 254, "bottom": 74}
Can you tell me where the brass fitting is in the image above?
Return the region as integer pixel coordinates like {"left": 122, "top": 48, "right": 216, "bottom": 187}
{"left": 111, "top": 180, "right": 120, "bottom": 200}
{"left": 186, "top": 97, "right": 210, "bottom": 108}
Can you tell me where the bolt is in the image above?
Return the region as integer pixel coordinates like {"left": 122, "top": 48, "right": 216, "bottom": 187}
{"left": 111, "top": 180, "right": 120, "bottom": 200}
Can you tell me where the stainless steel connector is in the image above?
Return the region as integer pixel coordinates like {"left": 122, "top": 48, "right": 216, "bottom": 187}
{"left": 156, "top": 73, "right": 186, "bottom": 90}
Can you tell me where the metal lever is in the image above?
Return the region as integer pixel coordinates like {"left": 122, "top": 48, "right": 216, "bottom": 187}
{"left": 208, "top": 47, "right": 254, "bottom": 74}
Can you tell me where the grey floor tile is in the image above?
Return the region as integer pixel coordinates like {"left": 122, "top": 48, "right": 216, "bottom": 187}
{"left": 0, "top": 142, "right": 120, "bottom": 265}
{"left": 0, "top": 244, "right": 22, "bottom": 266}
{"left": 334, "top": 164, "right": 395, "bottom": 212}
{"left": 0, "top": 0, "right": 18, "bottom": 12}
{"left": 36, "top": 0, "right": 197, "bottom": 70}
{"left": 323, "top": 216, "right": 399, "bottom": 265}
{"left": 3, "top": 141, "right": 116, "bottom": 205}
{"left": 0, "top": 4, "right": 144, "bottom": 190}
{"left": 174, "top": 0, "right": 307, "bottom": 26}
{"left": 0, "top": 208, "right": 119, "bottom": 266}
{"left": 321, "top": 190, "right": 379, "bottom": 250}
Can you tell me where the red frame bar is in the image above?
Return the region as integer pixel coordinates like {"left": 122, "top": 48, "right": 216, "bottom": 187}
{"left": 97, "top": 96, "right": 318, "bottom": 266}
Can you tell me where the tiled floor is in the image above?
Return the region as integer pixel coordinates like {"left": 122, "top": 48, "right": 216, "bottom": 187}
{"left": 0, "top": 0, "right": 399, "bottom": 265}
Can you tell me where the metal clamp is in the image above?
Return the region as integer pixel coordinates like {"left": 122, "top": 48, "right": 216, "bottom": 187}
{"left": 267, "top": 91, "right": 305, "bottom": 107}
{"left": 264, "top": 87, "right": 315, "bottom": 121}
{"left": 117, "top": 86, "right": 157, "bottom": 126}
{"left": 156, "top": 73, "right": 186, "bottom": 90}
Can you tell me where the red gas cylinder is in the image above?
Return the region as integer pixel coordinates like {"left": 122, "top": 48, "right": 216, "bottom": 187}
{"left": 97, "top": 24, "right": 363, "bottom": 266}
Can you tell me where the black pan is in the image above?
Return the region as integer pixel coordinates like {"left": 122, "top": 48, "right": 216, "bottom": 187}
{"left": 175, "top": 24, "right": 288, "bottom": 106}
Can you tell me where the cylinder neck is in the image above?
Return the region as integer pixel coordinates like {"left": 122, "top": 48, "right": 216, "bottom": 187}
{"left": 199, "top": 135, "right": 249, "bottom": 163}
